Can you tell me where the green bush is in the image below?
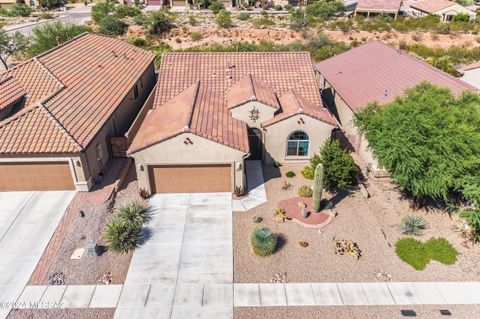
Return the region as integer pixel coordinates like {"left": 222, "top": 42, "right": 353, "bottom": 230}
{"left": 0, "top": 7, "right": 8, "bottom": 17}
{"left": 39, "top": 12, "right": 55, "bottom": 20}
{"left": 298, "top": 185, "right": 313, "bottom": 197}
{"left": 237, "top": 12, "right": 250, "bottom": 21}
{"left": 290, "top": 8, "right": 308, "bottom": 30}
{"left": 104, "top": 217, "right": 140, "bottom": 254}
{"left": 460, "top": 209, "right": 480, "bottom": 242}
{"left": 253, "top": 16, "right": 275, "bottom": 27}
{"left": 188, "top": 15, "right": 198, "bottom": 26}
{"left": 126, "top": 36, "right": 147, "bottom": 47}
{"left": 399, "top": 215, "right": 427, "bottom": 236}
{"left": 452, "top": 12, "right": 470, "bottom": 23}
{"left": 114, "top": 5, "right": 142, "bottom": 18}
{"left": 148, "top": 12, "right": 173, "bottom": 35}
{"left": 309, "top": 139, "right": 359, "bottom": 191}
{"left": 301, "top": 165, "right": 314, "bottom": 179}
{"left": 209, "top": 0, "right": 225, "bottom": 14}
{"left": 8, "top": 4, "right": 32, "bottom": 17}
{"left": 98, "top": 16, "right": 128, "bottom": 36}
{"left": 251, "top": 227, "right": 277, "bottom": 256}
{"left": 117, "top": 202, "right": 150, "bottom": 229}
{"left": 92, "top": 2, "right": 115, "bottom": 23}
{"left": 39, "top": 0, "right": 63, "bottom": 9}
{"left": 190, "top": 32, "right": 202, "bottom": 41}
{"left": 395, "top": 237, "right": 458, "bottom": 270}
{"left": 215, "top": 10, "right": 232, "bottom": 28}
{"left": 285, "top": 171, "right": 296, "bottom": 178}
{"left": 274, "top": 5, "right": 283, "bottom": 11}
{"left": 305, "top": 1, "right": 345, "bottom": 20}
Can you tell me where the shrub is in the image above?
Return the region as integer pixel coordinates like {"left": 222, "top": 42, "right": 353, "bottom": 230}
{"left": 114, "top": 4, "right": 141, "bottom": 18}
{"left": 285, "top": 171, "right": 296, "bottom": 178}
{"left": 290, "top": 8, "right": 308, "bottom": 30}
{"left": 298, "top": 185, "right": 313, "bottom": 197}
{"left": 274, "top": 5, "right": 283, "bottom": 11}
{"left": 117, "top": 202, "right": 150, "bottom": 229}
{"left": 0, "top": 7, "right": 8, "bottom": 17}
{"left": 399, "top": 215, "right": 427, "bottom": 236}
{"left": 92, "top": 2, "right": 115, "bottom": 23}
{"left": 251, "top": 227, "right": 277, "bottom": 256}
{"left": 8, "top": 4, "right": 31, "bottom": 17}
{"left": 305, "top": 1, "right": 345, "bottom": 20}
{"left": 190, "top": 32, "right": 202, "bottom": 41}
{"left": 188, "top": 15, "right": 197, "bottom": 26}
{"left": 98, "top": 16, "right": 128, "bottom": 36}
{"left": 39, "top": 12, "right": 55, "bottom": 20}
{"left": 237, "top": 12, "right": 250, "bottom": 21}
{"left": 39, "top": 0, "right": 63, "bottom": 9}
{"left": 395, "top": 237, "right": 458, "bottom": 270}
{"left": 452, "top": 12, "right": 470, "bottom": 23}
{"left": 215, "top": 10, "right": 232, "bottom": 28}
{"left": 209, "top": 0, "right": 225, "bottom": 14}
{"left": 301, "top": 165, "right": 314, "bottom": 180}
{"left": 148, "top": 12, "right": 173, "bottom": 35}
{"left": 309, "top": 139, "right": 359, "bottom": 191}
{"left": 126, "top": 36, "right": 147, "bottom": 47}
{"left": 253, "top": 16, "right": 275, "bottom": 27}
{"left": 104, "top": 217, "right": 140, "bottom": 254}
{"left": 460, "top": 210, "right": 480, "bottom": 242}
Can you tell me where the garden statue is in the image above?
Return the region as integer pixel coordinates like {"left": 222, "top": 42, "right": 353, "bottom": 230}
{"left": 312, "top": 163, "right": 324, "bottom": 212}
{"left": 298, "top": 202, "right": 308, "bottom": 218}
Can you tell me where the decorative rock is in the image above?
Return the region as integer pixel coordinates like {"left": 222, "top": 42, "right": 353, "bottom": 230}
{"left": 48, "top": 272, "right": 65, "bottom": 285}
{"left": 98, "top": 271, "right": 113, "bottom": 285}
{"left": 270, "top": 272, "right": 289, "bottom": 283}
{"left": 374, "top": 270, "right": 392, "bottom": 282}
{"left": 253, "top": 216, "right": 263, "bottom": 223}
{"left": 299, "top": 241, "right": 309, "bottom": 248}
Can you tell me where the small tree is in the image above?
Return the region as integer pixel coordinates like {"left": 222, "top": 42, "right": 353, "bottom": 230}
{"left": 0, "top": 30, "right": 27, "bottom": 69}
{"left": 290, "top": 8, "right": 308, "bottom": 30}
{"left": 99, "top": 16, "right": 128, "bottom": 36}
{"left": 148, "top": 12, "right": 173, "bottom": 35}
{"left": 209, "top": 0, "right": 225, "bottom": 14}
{"left": 92, "top": 2, "right": 115, "bottom": 23}
{"left": 216, "top": 10, "right": 232, "bottom": 28}
{"left": 452, "top": 12, "right": 470, "bottom": 23}
{"left": 305, "top": 1, "right": 346, "bottom": 20}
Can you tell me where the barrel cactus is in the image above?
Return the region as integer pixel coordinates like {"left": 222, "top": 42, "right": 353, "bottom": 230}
{"left": 312, "top": 163, "right": 324, "bottom": 212}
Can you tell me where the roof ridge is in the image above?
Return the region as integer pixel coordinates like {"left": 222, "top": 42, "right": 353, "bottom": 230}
{"left": 33, "top": 58, "right": 65, "bottom": 88}
{"left": 35, "top": 32, "right": 90, "bottom": 59}
{"left": 248, "top": 74, "right": 256, "bottom": 100}
{"left": 0, "top": 103, "right": 39, "bottom": 128}
{"left": 184, "top": 81, "right": 201, "bottom": 131}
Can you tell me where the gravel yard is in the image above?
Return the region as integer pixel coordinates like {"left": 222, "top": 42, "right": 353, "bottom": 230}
{"left": 8, "top": 308, "right": 114, "bottom": 319}
{"left": 42, "top": 167, "right": 144, "bottom": 285}
{"left": 233, "top": 163, "right": 480, "bottom": 283}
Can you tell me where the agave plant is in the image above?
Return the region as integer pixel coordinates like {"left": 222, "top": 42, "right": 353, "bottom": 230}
{"left": 251, "top": 227, "right": 277, "bottom": 257}
{"left": 399, "top": 215, "right": 427, "bottom": 236}
{"left": 117, "top": 201, "right": 150, "bottom": 229}
{"left": 104, "top": 217, "right": 140, "bottom": 254}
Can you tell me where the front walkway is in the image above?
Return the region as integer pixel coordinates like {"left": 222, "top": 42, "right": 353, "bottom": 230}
{"left": 114, "top": 193, "right": 233, "bottom": 319}
{"left": 233, "top": 160, "right": 267, "bottom": 212}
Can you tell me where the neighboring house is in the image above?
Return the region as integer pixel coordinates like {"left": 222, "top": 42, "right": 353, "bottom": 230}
{"left": 409, "top": 0, "right": 477, "bottom": 21}
{"left": 146, "top": 0, "right": 233, "bottom": 7}
{"left": 459, "top": 61, "right": 480, "bottom": 89}
{"left": 315, "top": 40, "right": 475, "bottom": 171}
{"left": 0, "top": 0, "right": 40, "bottom": 9}
{"left": 354, "top": 0, "right": 402, "bottom": 19}
{"left": 128, "top": 52, "right": 336, "bottom": 194}
{"left": 0, "top": 33, "right": 156, "bottom": 191}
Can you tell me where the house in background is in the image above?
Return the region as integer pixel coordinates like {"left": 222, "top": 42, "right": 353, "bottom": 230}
{"left": 0, "top": 33, "right": 156, "bottom": 191}
{"left": 459, "top": 61, "right": 480, "bottom": 89}
{"left": 145, "top": 0, "right": 234, "bottom": 7}
{"left": 0, "top": 0, "right": 39, "bottom": 9}
{"left": 409, "top": 0, "right": 477, "bottom": 21}
{"left": 128, "top": 52, "right": 336, "bottom": 194}
{"left": 315, "top": 40, "right": 476, "bottom": 171}
{"left": 354, "top": 0, "right": 402, "bottom": 19}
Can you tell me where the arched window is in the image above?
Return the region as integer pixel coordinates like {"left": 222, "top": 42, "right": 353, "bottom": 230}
{"left": 286, "top": 131, "right": 309, "bottom": 156}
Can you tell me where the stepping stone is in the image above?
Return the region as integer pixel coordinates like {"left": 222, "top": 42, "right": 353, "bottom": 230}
{"left": 60, "top": 285, "right": 96, "bottom": 308}
{"left": 70, "top": 248, "right": 85, "bottom": 260}
{"left": 337, "top": 283, "right": 368, "bottom": 305}
{"left": 40, "top": 285, "right": 67, "bottom": 305}
{"left": 387, "top": 282, "right": 420, "bottom": 305}
{"left": 285, "top": 283, "right": 315, "bottom": 306}
{"left": 412, "top": 282, "right": 446, "bottom": 304}
{"left": 234, "top": 284, "right": 260, "bottom": 307}
{"left": 311, "top": 283, "right": 342, "bottom": 306}
{"left": 89, "top": 285, "right": 123, "bottom": 308}
{"left": 259, "top": 284, "right": 287, "bottom": 306}
{"left": 117, "top": 284, "right": 150, "bottom": 308}
{"left": 16, "top": 286, "right": 48, "bottom": 307}
{"left": 362, "top": 283, "right": 395, "bottom": 305}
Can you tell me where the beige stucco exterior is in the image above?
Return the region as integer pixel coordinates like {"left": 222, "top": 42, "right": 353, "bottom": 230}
{"left": 460, "top": 68, "right": 480, "bottom": 89}
{"left": 230, "top": 101, "right": 277, "bottom": 128}
{"left": 130, "top": 132, "right": 246, "bottom": 194}
{"left": 410, "top": 3, "right": 477, "bottom": 21}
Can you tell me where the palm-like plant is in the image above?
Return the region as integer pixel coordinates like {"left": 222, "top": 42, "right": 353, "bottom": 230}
{"left": 104, "top": 217, "right": 140, "bottom": 254}
{"left": 399, "top": 215, "right": 427, "bottom": 236}
{"left": 117, "top": 202, "right": 150, "bottom": 229}
{"left": 251, "top": 227, "right": 277, "bottom": 257}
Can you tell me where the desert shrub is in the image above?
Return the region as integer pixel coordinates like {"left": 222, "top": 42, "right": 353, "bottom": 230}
{"left": 126, "top": 36, "right": 147, "bottom": 47}
{"left": 190, "top": 32, "right": 202, "bottom": 41}
{"left": 188, "top": 15, "right": 197, "bottom": 26}
{"left": 92, "top": 2, "right": 115, "bottom": 23}
{"left": 452, "top": 12, "right": 470, "bottom": 23}
{"left": 274, "top": 5, "right": 283, "bottom": 11}
{"left": 253, "top": 16, "right": 275, "bottom": 27}
{"left": 309, "top": 139, "right": 359, "bottom": 191}
{"left": 104, "top": 217, "right": 140, "bottom": 254}
{"left": 117, "top": 202, "right": 150, "bottom": 229}
{"left": 399, "top": 215, "right": 427, "bottom": 236}
{"left": 215, "top": 10, "right": 232, "bottom": 28}
{"left": 251, "top": 227, "right": 277, "bottom": 256}
{"left": 39, "top": 0, "right": 63, "bottom": 9}
{"left": 98, "top": 16, "right": 128, "bottom": 36}
{"left": 8, "top": 4, "right": 31, "bottom": 17}
{"left": 285, "top": 171, "right": 296, "bottom": 178}
{"left": 298, "top": 185, "right": 313, "bottom": 197}
{"left": 209, "top": 0, "right": 225, "bottom": 14}
{"left": 460, "top": 209, "right": 480, "bottom": 242}
{"left": 148, "top": 12, "right": 173, "bottom": 35}
{"left": 237, "top": 12, "right": 251, "bottom": 21}
{"left": 301, "top": 165, "right": 314, "bottom": 179}
{"left": 39, "top": 12, "right": 55, "bottom": 20}
{"left": 305, "top": 1, "right": 345, "bottom": 20}
{"left": 133, "top": 13, "right": 149, "bottom": 26}
{"left": 290, "top": 8, "right": 308, "bottom": 30}
{"left": 114, "top": 5, "right": 141, "bottom": 18}
{"left": 395, "top": 237, "right": 458, "bottom": 270}
{"left": 284, "top": 4, "right": 293, "bottom": 12}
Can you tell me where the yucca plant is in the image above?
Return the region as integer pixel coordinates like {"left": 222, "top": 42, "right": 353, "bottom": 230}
{"left": 399, "top": 215, "right": 427, "bottom": 236}
{"left": 104, "top": 217, "right": 140, "bottom": 254}
{"left": 251, "top": 227, "right": 277, "bottom": 257}
{"left": 117, "top": 202, "right": 150, "bottom": 229}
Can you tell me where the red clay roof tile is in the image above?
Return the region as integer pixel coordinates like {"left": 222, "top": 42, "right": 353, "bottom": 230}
{"left": 0, "top": 76, "right": 25, "bottom": 110}
{"left": 227, "top": 74, "right": 280, "bottom": 110}
{"left": 410, "top": 0, "right": 458, "bottom": 13}
{"left": 356, "top": 0, "right": 401, "bottom": 12}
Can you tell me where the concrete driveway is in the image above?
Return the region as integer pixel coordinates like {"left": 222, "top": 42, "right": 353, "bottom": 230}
{"left": 116, "top": 193, "right": 233, "bottom": 319}
{"left": 0, "top": 191, "right": 74, "bottom": 318}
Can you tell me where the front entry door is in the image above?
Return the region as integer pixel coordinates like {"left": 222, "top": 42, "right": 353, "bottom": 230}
{"left": 247, "top": 127, "right": 263, "bottom": 160}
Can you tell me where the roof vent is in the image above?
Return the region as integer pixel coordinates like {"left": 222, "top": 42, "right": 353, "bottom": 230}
{"left": 383, "top": 89, "right": 388, "bottom": 98}
{"left": 112, "top": 51, "right": 118, "bottom": 58}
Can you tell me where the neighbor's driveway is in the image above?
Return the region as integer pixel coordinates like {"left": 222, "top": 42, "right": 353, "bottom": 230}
{"left": 115, "top": 193, "right": 233, "bottom": 319}
{"left": 0, "top": 191, "right": 74, "bottom": 319}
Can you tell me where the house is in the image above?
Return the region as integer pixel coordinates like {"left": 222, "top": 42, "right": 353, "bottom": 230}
{"left": 128, "top": 52, "right": 336, "bottom": 194}
{"left": 146, "top": 0, "right": 233, "bottom": 7}
{"left": 354, "top": 0, "right": 402, "bottom": 19}
{"left": 0, "top": 33, "right": 156, "bottom": 191}
{"left": 0, "top": 0, "right": 36, "bottom": 9}
{"left": 315, "top": 40, "right": 476, "bottom": 171}
{"left": 459, "top": 61, "right": 480, "bottom": 89}
{"left": 409, "top": 0, "right": 477, "bottom": 21}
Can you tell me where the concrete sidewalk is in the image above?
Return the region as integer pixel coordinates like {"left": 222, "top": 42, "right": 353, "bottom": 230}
{"left": 233, "top": 160, "right": 267, "bottom": 212}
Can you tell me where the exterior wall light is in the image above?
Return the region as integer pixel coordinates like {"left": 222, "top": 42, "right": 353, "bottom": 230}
{"left": 76, "top": 160, "right": 82, "bottom": 167}
{"left": 236, "top": 163, "right": 242, "bottom": 171}
{"left": 138, "top": 164, "right": 144, "bottom": 171}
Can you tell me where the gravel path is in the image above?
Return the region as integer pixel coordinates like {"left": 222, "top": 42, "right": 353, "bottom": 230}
{"left": 8, "top": 308, "right": 114, "bottom": 319}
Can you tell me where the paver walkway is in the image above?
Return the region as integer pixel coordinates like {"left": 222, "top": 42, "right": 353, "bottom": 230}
{"left": 114, "top": 193, "right": 233, "bottom": 319}
{"left": 233, "top": 160, "right": 267, "bottom": 212}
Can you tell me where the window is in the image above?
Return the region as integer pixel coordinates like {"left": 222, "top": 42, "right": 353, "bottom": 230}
{"left": 286, "top": 131, "right": 309, "bottom": 156}
{"left": 134, "top": 84, "right": 139, "bottom": 99}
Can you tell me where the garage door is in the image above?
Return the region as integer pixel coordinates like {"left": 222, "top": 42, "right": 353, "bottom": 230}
{"left": 171, "top": 0, "right": 185, "bottom": 6}
{"left": 0, "top": 162, "right": 75, "bottom": 191}
{"left": 149, "top": 164, "right": 232, "bottom": 193}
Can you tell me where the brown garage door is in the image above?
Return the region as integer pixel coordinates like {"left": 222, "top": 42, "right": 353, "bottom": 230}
{"left": 149, "top": 164, "right": 232, "bottom": 193}
{"left": 0, "top": 162, "right": 75, "bottom": 191}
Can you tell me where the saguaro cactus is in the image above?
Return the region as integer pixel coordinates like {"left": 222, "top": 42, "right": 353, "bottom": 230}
{"left": 312, "top": 163, "right": 324, "bottom": 213}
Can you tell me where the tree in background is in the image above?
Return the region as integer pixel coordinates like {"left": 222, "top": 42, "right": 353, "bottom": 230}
{"left": 0, "top": 30, "right": 27, "bottom": 69}
{"left": 290, "top": 8, "right": 308, "bottom": 30}
{"left": 215, "top": 10, "right": 232, "bottom": 28}
{"left": 148, "top": 12, "right": 173, "bottom": 35}
{"left": 305, "top": 0, "right": 346, "bottom": 20}
{"left": 99, "top": 15, "right": 128, "bottom": 36}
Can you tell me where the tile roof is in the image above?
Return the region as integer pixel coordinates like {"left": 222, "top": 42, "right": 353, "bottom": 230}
{"left": 410, "top": 0, "right": 457, "bottom": 13}
{"left": 227, "top": 74, "right": 280, "bottom": 110}
{"left": 315, "top": 40, "right": 477, "bottom": 112}
{"left": 0, "top": 76, "right": 25, "bottom": 110}
{"left": 128, "top": 82, "right": 249, "bottom": 154}
{"left": 0, "top": 33, "right": 155, "bottom": 155}
{"left": 356, "top": 0, "right": 402, "bottom": 12}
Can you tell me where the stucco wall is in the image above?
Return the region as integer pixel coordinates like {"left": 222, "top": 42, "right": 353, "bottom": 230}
{"left": 263, "top": 114, "right": 335, "bottom": 165}
{"left": 460, "top": 68, "right": 480, "bottom": 89}
{"left": 410, "top": 5, "right": 476, "bottom": 20}
{"left": 130, "top": 132, "right": 246, "bottom": 194}
{"left": 230, "top": 101, "right": 276, "bottom": 129}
